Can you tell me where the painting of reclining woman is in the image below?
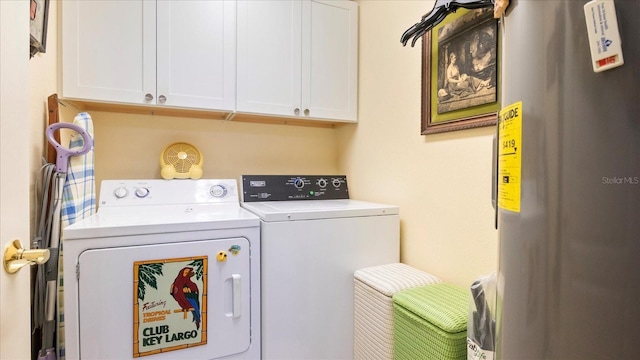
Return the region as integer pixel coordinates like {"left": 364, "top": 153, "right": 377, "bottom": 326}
{"left": 436, "top": 8, "right": 497, "bottom": 114}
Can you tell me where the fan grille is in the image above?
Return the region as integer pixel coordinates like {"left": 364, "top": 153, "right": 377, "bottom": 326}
{"left": 163, "top": 143, "right": 202, "bottom": 174}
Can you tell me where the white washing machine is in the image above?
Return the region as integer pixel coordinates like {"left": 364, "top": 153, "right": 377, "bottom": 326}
{"left": 62, "top": 179, "right": 260, "bottom": 360}
{"left": 240, "top": 175, "right": 400, "bottom": 360}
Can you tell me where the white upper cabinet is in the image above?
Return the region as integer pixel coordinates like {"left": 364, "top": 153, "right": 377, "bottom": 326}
{"left": 303, "top": 0, "right": 358, "bottom": 121}
{"left": 156, "top": 1, "right": 235, "bottom": 110}
{"left": 237, "top": 0, "right": 358, "bottom": 122}
{"left": 237, "top": 1, "right": 302, "bottom": 118}
{"left": 61, "top": 0, "right": 236, "bottom": 111}
{"left": 61, "top": 1, "right": 154, "bottom": 105}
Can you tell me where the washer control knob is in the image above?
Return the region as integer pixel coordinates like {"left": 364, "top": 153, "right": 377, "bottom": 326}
{"left": 135, "top": 187, "right": 150, "bottom": 198}
{"left": 317, "top": 178, "right": 327, "bottom": 188}
{"left": 210, "top": 185, "right": 227, "bottom": 198}
{"left": 332, "top": 178, "right": 342, "bottom": 188}
{"left": 114, "top": 187, "right": 128, "bottom": 199}
{"left": 293, "top": 178, "right": 305, "bottom": 189}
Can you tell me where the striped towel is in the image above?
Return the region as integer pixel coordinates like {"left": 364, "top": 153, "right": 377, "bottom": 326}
{"left": 57, "top": 112, "right": 95, "bottom": 360}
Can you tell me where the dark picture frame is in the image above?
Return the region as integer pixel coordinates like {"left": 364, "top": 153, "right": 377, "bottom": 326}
{"left": 30, "top": 0, "right": 50, "bottom": 58}
{"left": 421, "top": 8, "right": 499, "bottom": 135}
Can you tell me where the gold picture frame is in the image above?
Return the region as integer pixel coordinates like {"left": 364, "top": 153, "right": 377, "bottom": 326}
{"left": 422, "top": 8, "right": 499, "bottom": 135}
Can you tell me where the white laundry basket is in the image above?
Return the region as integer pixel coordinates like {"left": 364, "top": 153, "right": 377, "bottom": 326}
{"left": 353, "top": 263, "right": 441, "bottom": 360}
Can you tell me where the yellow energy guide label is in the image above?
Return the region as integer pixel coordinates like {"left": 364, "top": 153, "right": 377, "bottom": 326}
{"left": 498, "top": 101, "right": 522, "bottom": 212}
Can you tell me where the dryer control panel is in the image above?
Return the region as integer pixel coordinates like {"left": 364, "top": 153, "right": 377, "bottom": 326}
{"left": 241, "top": 175, "right": 349, "bottom": 202}
{"left": 99, "top": 179, "right": 240, "bottom": 207}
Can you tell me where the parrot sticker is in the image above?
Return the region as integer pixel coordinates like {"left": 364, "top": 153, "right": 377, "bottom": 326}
{"left": 170, "top": 267, "right": 201, "bottom": 329}
{"left": 133, "top": 256, "right": 207, "bottom": 357}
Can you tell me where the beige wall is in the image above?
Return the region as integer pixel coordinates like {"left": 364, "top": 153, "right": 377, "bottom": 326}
{"left": 62, "top": 110, "right": 340, "bottom": 184}
{"left": 337, "top": 0, "right": 498, "bottom": 286}
{"left": 29, "top": 0, "right": 497, "bottom": 289}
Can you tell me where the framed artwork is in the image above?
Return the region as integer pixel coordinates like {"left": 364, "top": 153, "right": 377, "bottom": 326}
{"left": 421, "top": 8, "right": 499, "bottom": 135}
{"left": 30, "top": 0, "right": 50, "bottom": 57}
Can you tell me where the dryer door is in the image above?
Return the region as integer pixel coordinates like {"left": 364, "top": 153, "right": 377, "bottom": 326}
{"left": 75, "top": 237, "right": 251, "bottom": 360}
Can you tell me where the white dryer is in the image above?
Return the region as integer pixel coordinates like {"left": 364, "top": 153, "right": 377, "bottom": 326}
{"left": 241, "top": 175, "right": 400, "bottom": 360}
{"left": 62, "top": 179, "right": 260, "bottom": 360}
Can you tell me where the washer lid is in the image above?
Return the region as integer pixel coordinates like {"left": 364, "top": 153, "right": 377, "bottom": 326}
{"left": 63, "top": 204, "right": 260, "bottom": 240}
{"left": 240, "top": 199, "right": 399, "bottom": 222}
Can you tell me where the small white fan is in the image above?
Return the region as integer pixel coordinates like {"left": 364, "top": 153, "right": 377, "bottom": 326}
{"left": 160, "top": 142, "right": 203, "bottom": 179}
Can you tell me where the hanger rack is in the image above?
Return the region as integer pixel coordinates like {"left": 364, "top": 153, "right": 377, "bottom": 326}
{"left": 400, "top": 0, "right": 497, "bottom": 47}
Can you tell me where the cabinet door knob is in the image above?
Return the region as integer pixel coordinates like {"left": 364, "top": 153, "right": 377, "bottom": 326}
{"left": 294, "top": 108, "right": 300, "bottom": 115}
{"left": 144, "top": 93, "right": 153, "bottom": 102}
{"left": 158, "top": 95, "right": 167, "bottom": 104}
{"left": 304, "top": 108, "right": 310, "bottom": 116}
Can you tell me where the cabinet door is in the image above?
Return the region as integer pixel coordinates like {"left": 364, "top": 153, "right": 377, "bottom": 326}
{"left": 237, "top": 0, "right": 302, "bottom": 117}
{"left": 61, "top": 0, "right": 156, "bottom": 105}
{"left": 157, "top": 1, "right": 236, "bottom": 111}
{"left": 302, "top": 0, "right": 358, "bottom": 122}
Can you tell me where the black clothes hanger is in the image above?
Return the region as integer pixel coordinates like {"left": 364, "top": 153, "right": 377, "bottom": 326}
{"left": 401, "top": 0, "right": 496, "bottom": 47}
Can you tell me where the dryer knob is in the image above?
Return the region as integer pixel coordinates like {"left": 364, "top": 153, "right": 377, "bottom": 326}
{"left": 293, "top": 178, "right": 305, "bottom": 189}
{"left": 210, "top": 185, "right": 227, "bottom": 198}
{"left": 135, "top": 187, "right": 150, "bottom": 198}
{"left": 114, "top": 187, "right": 128, "bottom": 199}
